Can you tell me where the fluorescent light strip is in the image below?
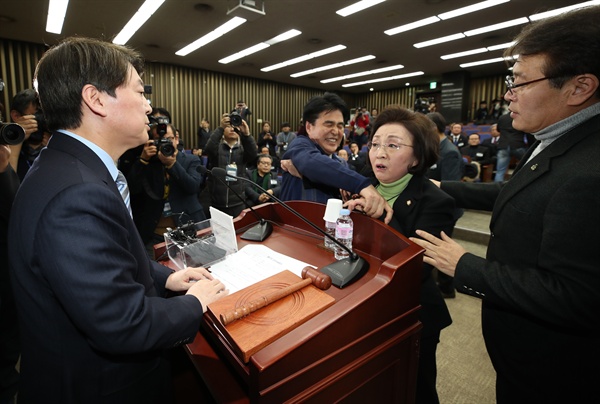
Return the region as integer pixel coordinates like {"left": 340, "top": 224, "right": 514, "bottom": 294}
{"left": 337, "top": 0, "right": 387, "bottom": 17}
{"left": 438, "top": 0, "right": 510, "bottom": 20}
{"left": 290, "top": 55, "right": 375, "bottom": 78}
{"left": 459, "top": 55, "right": 515, "bottom": 68}
{"left": 464, "top": 17, "right": 529, "bottom": 37}
{"left": 112, "top": 0, "right": 165, "bottom": 45}
{"left": 414, "top": 33, "right": 465, "bottom": 48}
{"left": 529, "top": 0, "right": 600, "bottom": 21}
{"left": 487, "top": 41, "right": 515, "bottom": 51}
{"left": 265, "top": 29, "right": 302, "bottom": 45}
{"left": 342, "top": 71, "right": 424, "bottom": 88}
{"left": 219, "top": 43, "right": 270, "bottom": 64}
{"left": 384, "top": 16, "right": 440, "bottom": 36}
{"left": 176, "top": 17, "right": 247, "bottom": 56}
{"left": 385, "top": 0, "right": 509, "bottom": 36}
{"left": 46, "top": 0, "right": 70, "bottom": 34}
{"left": 321, "top": 64, "right": 405, "bottom": 84}
{"left": 441, "top": 48, "right": 488, "bottom": 60}
{"left": 261, "top": 45, "right": 346, "bottom": 72}
{"left": 219, "top": 29, "right": 301, "bottom": 64}
{"left": 440, "top": 41, "right": 515, "bottom": 60}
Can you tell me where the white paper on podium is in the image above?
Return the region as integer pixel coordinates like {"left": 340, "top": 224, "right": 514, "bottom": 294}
{"left": 207, "top": 244, "right": 316, "bottom": 294}
{"left": 209, "top": 207, "right": 238, "bottom": 255}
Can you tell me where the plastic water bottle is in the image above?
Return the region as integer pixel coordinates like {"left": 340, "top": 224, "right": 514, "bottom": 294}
{"left": 334, "top": 209, "right": 353, "bottom": 260}
{"left": 324, "top": 220, "right": 337, "bottom": 250}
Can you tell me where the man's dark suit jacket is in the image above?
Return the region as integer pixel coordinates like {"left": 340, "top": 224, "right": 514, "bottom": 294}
{"left": 8, "top": 133, "right": 203, "bottom": 403}
{"left": 442, "top": 114, "right": 600, "bottom": 402}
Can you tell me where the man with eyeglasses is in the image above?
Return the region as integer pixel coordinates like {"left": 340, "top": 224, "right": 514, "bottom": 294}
{"left": 411, "top": 6, "right": 600, "bottom": 403}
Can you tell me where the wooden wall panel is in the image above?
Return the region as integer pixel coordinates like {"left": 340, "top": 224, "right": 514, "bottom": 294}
{"left": 1, "top": 38, "right": 508, "bottom": 147}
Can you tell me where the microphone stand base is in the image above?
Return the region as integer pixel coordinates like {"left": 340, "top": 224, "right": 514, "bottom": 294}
{"left": 240, "top": 221, "right": 273, "bottom": 242}
{"left": 321, "top": 256, "right": 369, "bottom": 288}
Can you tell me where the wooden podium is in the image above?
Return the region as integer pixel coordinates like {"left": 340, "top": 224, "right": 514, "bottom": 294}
{"left": 163, "top": 201, "right": 423, "bottom": 403}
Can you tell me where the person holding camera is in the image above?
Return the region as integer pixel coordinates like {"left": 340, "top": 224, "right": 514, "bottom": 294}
{"left": 8, "top": 89, "right": 51, "bottom": 181}
{"left": 0, "top": 142, "right": 20, "bottom": 404}
{"left": 127, "top": 121, "right": 206, "bottom": 256}
{"left": 204, "top": 113, "right": 257, "bottom": 217}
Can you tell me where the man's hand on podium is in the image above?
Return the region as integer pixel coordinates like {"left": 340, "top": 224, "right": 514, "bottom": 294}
{"left": 167, "top": 267, "right": 230, "bottom": 312}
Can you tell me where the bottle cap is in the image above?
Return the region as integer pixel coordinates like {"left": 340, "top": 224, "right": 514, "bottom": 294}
{"left": 323, "top": 198, "right": 343, "bottom": 222}
{"left": 339, "top": 209, "right": 350, "bottom": 216}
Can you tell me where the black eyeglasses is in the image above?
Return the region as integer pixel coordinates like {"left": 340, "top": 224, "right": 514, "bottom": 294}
{"left": 505, "top": 75, "right": 556, "bottom": 95}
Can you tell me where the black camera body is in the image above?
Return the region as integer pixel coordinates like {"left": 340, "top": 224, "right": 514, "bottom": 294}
{"left": 0, "top": 122, "right": 26, "bottom": 145}
{"left": 28, "top": 111, "right": 48, "bottom": 143}
{"left": 229, "top": 111, "right": 242, "bottom": 127}
{"left": 149, "top": 116, "right": 169, "bottom": 137}
{"left": 154, "top": 138, "right": 175, "bottom": 157}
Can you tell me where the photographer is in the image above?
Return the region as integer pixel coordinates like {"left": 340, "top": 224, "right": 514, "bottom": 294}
{"left": 127, "top": 122, "right": 206, "bottom": 256}
{"left": 8, "top": 89, "right": 51, "bottom": 180}
{"left": 0, "top": 142, "right": 20, "bottom": 404}
{"left": 204, "top": 113, "right": 257, "bottom": 217}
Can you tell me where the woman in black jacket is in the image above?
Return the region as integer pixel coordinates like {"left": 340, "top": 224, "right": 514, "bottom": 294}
{"left": 349, "top": 106, "right": 455, "bottom": 404}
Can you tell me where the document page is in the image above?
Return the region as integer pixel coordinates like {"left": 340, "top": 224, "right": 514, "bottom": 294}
{"left": 207, "top": 244, "right": 316, "bottom": 294}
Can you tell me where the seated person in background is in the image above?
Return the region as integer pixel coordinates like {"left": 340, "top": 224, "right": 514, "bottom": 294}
{"left": 245, "top": 153, "right": 280, "bottom": 206}
{"left": 447, "top": 123, "right": 468, "bottom": 148}
{"left": 280, "top": 92, "right": 392, "bottom": 223}
{"left": 276, "top": 122, "right": 296, "bottom": 156}
{"left": 127, "top": 123, "right": 206, "bottom": 256}
{"left": 345, "top": 106, "right": 454, "bottom": 404}
{"left": 461, "top": 134, "right": 493, "bottom": 165}
{"left": 336, "top": 148, "right": 354, "bottom": 170}
{"left": 204, "top": 113, "right": 257, "bottom": 217}
{"left": 259, "top": 146, "right": 280, "bottom": 171}
{"left": 348, "top": 141, "right": 366, "bottom": 172}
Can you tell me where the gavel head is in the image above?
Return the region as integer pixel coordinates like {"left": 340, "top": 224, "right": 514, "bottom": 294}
{"left": 301, "top": 266, "right": 332, "bottom": 290}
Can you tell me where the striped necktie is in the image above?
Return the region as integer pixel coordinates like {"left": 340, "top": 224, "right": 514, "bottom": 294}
{"left": 115, "top": 170, "right": 132, "bottom": 217}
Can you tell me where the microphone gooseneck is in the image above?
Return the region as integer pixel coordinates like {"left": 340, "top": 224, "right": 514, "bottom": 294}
{"left": 198, "top": 165, "right": 272, "bottom": 241}
{"left": 211, "top": 167, "right": 369, "bottom": 288}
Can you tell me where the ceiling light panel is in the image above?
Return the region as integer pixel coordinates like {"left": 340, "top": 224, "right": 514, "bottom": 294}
{"left": 176, "top": 17, "right": 247, "bottom": 56}
{"left": 337, "top": 0, "right": 387, "bottom": 17}
{"left": 438, "top": 0, "right": 510, "bottom": 20}
{"left": 261, "top": 45, "right": 346, "bottom": 72}
{"left": 113, "top": 0, "right": 165, "bottom": 45}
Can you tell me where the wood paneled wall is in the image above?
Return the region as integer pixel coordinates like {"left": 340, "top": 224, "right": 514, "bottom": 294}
{"left": 1, "top": 37, "right": 507, "bottom": 149}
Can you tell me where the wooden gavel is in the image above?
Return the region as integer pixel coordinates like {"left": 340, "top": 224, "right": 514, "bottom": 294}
{"left": 220, "top": 267, "right": 332, "bottom": 326}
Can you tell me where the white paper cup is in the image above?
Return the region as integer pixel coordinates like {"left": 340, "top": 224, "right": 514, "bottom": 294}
{"left": 323, "top": 198, "right": 343, "bottom": 222}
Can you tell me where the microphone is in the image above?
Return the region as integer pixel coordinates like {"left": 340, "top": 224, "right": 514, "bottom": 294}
{"left": 211, "top": 167, "right": 369, "bottom": 288}
{"left": 197, "top": 165, "right": 273, "bottom": 241}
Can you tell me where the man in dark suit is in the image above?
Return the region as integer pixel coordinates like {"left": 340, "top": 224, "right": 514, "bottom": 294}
{"left": 8, "top": 37, "right": 228, "bottom": 403}
{"left": 126, "top": 122, "right": 206, "bottom": 255}
{"left": 0, "top": 144, "right": 19, "bottom": 404}
{"left": 411, "top": 7, "right": 600, "bottom": 403}
{"left": 461, "top": 133, "right": 493, "bottom": 166}
{"left": 447, "top": 123, "right": 468, "bottom": 148}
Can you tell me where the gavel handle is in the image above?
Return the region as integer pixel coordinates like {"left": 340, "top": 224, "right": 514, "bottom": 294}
{"left": 220, "top": 278, "right": 312, "bottom": 326}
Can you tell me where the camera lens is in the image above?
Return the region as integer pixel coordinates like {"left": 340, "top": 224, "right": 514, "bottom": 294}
{"left": 229, "top": 112, "right": 242, "bottom": 127}
{"left": 0, "top": 123, "right": 26, "bottom": 145}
